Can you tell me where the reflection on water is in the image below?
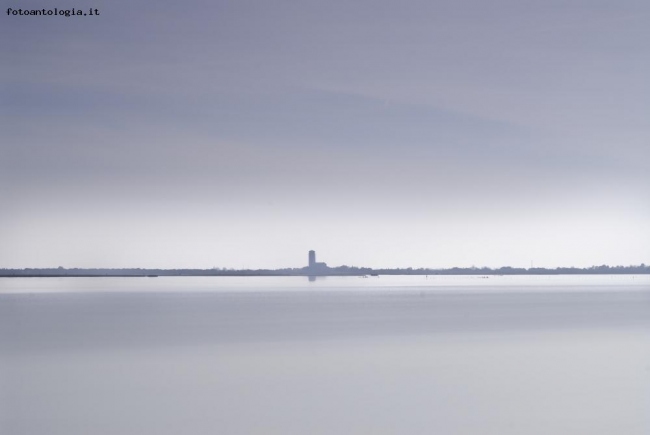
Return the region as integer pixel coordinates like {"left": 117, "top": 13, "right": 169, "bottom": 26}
{"left": 1, "top": 276, "right": 649, "bottom": 435}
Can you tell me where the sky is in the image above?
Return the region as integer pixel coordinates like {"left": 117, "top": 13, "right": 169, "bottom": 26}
{"left": 1, "top": 0, "right": 649, "bottom": 269}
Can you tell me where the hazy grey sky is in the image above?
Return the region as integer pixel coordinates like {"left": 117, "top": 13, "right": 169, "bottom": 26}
{"left": 2, "top": 0, "right": 649, "bottom": 269}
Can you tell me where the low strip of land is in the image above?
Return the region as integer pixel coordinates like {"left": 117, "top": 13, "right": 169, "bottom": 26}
{"left": 1, "top": 264, "right": 648, "bottom": 277}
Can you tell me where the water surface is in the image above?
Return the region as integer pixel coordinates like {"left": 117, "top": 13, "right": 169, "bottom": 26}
{"left": 1, "top": 275, "right": 649, "bottom": 434}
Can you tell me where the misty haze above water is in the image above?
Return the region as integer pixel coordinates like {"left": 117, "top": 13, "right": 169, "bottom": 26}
{"left": 1, "top": 275, "right": 649, "bottom": 435}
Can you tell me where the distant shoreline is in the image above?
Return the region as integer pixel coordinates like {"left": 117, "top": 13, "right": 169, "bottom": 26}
{"left": 1, "top": 265, "right": 648, "bottom": 278}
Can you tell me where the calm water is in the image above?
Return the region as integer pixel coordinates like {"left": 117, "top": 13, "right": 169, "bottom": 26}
{"left": 1, "top": 275, "right": 649, "bottom": 435}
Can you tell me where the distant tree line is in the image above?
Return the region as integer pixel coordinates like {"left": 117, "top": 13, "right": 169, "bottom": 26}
{"left": 1, "top": 264, "right": 648, "bottom": 277}
{"left": 368, "top": 264, "right": 650, "bottom": 275}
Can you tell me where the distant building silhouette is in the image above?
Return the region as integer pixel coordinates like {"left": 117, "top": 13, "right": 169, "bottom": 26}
{"left": 308, "top": 250, "right": 316, "bottom": 268}
{"left": 307, "top": 250, "right": 328, "bottom": 274}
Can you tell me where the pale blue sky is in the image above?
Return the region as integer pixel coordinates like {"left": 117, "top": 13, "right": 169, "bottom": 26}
{"left": 2, "top": 0, "right": 649, "bottom": 268}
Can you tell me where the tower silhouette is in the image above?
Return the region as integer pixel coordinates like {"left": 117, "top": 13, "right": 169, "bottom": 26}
{"left": 308, "top": 250, "right": 316, "bottom": 268}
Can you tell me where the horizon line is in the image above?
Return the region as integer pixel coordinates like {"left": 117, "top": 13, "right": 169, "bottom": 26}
{"left": 2, "top": 263, "right": 648, "bottom": 272}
